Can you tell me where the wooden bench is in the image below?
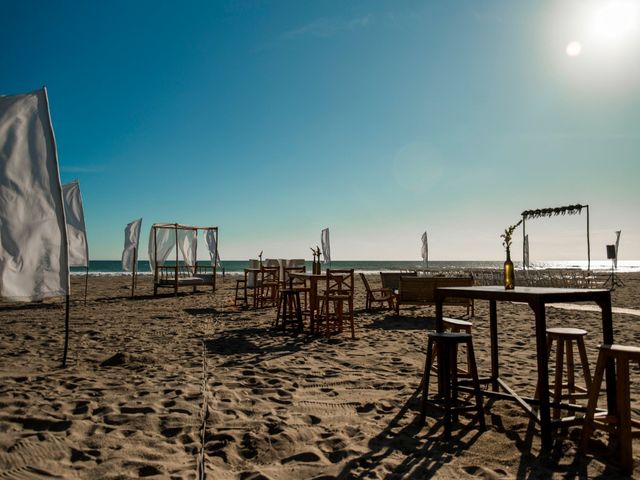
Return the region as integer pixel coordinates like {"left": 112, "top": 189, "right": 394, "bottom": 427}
{"left": 395, "top": 276, "right": 474, "bottom": 316}
{"left": 154, "top": 263, "right": 217, "bottom": 296}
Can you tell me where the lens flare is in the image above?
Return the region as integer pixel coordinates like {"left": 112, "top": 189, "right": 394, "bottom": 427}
{"left": 566, "top": 41, "right": 582, "bottom": 56}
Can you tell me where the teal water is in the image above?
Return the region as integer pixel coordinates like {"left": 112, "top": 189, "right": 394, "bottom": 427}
{"left": 71, "top": 259, "right": 640, "bottom": 275}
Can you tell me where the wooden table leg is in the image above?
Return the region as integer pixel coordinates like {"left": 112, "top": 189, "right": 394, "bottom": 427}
{"left": 489, "top": 300, "right": 499, "bottom": 392}
{"left": 531, "top": 299, "right": 552, "bottom": 449}
{"left": 597, "top": 294, "right": 617, "bottom": 418}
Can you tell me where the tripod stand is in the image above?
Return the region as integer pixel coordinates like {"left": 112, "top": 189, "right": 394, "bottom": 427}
{"left": 602, "top": 259, "right": 624, "bottom": 290}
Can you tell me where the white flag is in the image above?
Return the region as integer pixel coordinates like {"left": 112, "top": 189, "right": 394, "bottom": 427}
{"left": 421, "top": 231, "right": 428, "bottom": 267}
{"left": 62, "top": 180, "right": 89, "bottom": 267}
{"left": 0, "top": 88, "right": 69, "bottom": 300}
{"left": 614, "top": 230, "right": 621, "bottom": 269}
{"left": 321, "top": 228, "right": 331, "bottom": 264}
{"left": 121, "top": 218, "right": 142, "bottom": 271}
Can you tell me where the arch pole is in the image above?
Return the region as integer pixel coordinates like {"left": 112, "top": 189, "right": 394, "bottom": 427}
{"left": 522, "top": 215, "right": 526, "bottom": 270}
{"left": 586, "top": 205, "right": 591, "bottom": 273}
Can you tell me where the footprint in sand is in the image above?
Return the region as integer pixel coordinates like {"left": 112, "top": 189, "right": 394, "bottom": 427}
{"left": 302, "top": 414, "right": 322, "bottom": 425}
{"left": 463, "top": 465, "right": 512, "bottom": 479}
{"left": 281, "top": 451, "right": 322, "bottom": 464}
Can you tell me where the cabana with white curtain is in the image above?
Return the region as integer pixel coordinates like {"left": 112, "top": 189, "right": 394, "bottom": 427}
{"left": 148, "top": 223, "right": 219, "bottom": 296}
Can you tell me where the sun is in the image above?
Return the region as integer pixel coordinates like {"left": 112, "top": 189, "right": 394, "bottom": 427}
{"left": 591, "top": 0, "right": 639, "bottom": 42}
{"left": 566, "top": 41, "right": 582, "bottom": 56}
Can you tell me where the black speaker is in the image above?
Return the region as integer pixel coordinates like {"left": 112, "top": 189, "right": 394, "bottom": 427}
{"left": 606, "top": 245, "right": 616, "bottom": 259}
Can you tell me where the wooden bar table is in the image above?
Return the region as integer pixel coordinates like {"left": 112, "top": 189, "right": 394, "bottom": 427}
{"left": 434, "top": 285, "right": 614, "bottom": 449}
{"left": 289, "top": 271, "right": 348, "bottom": 333}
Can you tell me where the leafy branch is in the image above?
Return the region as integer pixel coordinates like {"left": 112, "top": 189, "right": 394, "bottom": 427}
{"left": 501, "top": 220, "right": 522, "bottom": 251}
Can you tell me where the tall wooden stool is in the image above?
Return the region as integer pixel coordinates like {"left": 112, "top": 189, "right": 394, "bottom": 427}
{"left": 432, "top": 318, "right": 474, "bottom": 377}
{"left": 275, "top": 281, "right": 304, "bottom": 333}
{"left": 540, "top": 327, "right": 592, "bottom": 419}
{"left": 420, "top": 332, "right": 485, "bottom": 439}
{"left": 580, "top": 344, "right": 640, "bottom": 475}
{"left": 234, "top": 278, "right": 246, "bottom": 305}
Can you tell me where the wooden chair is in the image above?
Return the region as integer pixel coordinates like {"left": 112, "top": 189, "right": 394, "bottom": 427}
{"left": 316, "top": 269, "right": 355, "bottom": 338}
{"left": 360, "top": 273, "right": 394, "bottom": 311}
{"left": 579, "top": 344, "right": 640, "bottom": 475}
{"left": 255, "top": 266, "right": 279, "bottom": 308}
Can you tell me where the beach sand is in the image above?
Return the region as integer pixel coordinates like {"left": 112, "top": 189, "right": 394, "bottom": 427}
{"left": 1, "top": 273, "right": 639, "bottom": 479}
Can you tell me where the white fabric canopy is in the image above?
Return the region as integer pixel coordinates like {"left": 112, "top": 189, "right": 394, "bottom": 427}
{"left": 121, "top": 218, "right": 142, "bottom": 271}
{"left": 178, "top": 229, "right": 197, "bottom": 274}
{"left": 62, "top": 180, "right": 89, "bottom": 267}
{"left": 321, "top": 228, "right": 331, "bottom": 264}
{"left": 204, "top": 229, "right": 220, "bottom": 268}
{"left": 421, "top": 231, "right": 428, "bottom": 267}
{"left": 148, "top": 226, "right": 176, "bottom": 271}
{"left": 0, "top": 88, "right": 69, "bottom": 301}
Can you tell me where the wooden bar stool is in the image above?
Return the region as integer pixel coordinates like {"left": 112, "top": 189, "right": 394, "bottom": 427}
{"left": 420, "top": 332, "right": 485, "bottom": 439}
{"left": 275, "top": 282, "right": 304, "bottom": 333}
{"left": 432, "top": 318, "right": 473, "bottom": 377}
{"left": 540, "top": 327, "right": 592, "bottom": 419}
{"left": 234, "top": 277, "right": 246, "bottom": 305}
{"left": 580, "top": 344, "right": 640, "bottom": 475}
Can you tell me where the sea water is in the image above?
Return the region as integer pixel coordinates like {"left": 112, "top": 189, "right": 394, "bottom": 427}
{"left": 71, "top": 260, "right": 640, "bottom": 275}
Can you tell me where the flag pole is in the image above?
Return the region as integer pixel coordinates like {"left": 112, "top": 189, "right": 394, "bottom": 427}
{"left": 62, "top": 294, "right": 70, "bottom": 367}
{"left": 131, "top": 246, "right": 137, "bottom": 297}
{"left": 84, "top": 266, "right": 89, "bottom": 305}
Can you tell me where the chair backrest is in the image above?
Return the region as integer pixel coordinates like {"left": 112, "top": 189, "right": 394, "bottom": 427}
{"left": 359, "top": 272, "right": 373, "bottom": 293}
{"left": 282, "top": 265, "right": 306, "bottom": 287}
{"left": 260, "top": 265, "right": 279, "bottom": 285}
{"left": 398, "top": 277, "right": 437, "bottom": 302}
{"left": 397, "top": 276, "right": 473, "bottom": 303}
{"left": 380, "top": 271, "right": 417, "bottom": 291}
{"left": 325, "top": 269, "right": 354, "bottom": 295}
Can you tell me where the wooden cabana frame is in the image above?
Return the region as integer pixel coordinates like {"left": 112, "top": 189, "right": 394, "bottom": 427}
{"left": 521, "top": 204, "right": 590, "bottom": 272}
{"left": 151, "top": 223, "right": 219, "bottom": 296}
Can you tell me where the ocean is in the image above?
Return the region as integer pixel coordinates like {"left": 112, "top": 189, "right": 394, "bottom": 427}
{"left": 71, "top": 259, "right": 640, "bottom": 275}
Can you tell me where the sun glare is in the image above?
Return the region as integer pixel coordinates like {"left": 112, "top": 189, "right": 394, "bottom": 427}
{"left": 566, "top": 41, "right": 582, "bottom": 56}
{"left": 592, "top": 0, "right": 639, "bottom": 42}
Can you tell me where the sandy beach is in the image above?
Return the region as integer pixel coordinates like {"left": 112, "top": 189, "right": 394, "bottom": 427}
{"left": 1, "top": 272, "right": 639, "bottom": 479}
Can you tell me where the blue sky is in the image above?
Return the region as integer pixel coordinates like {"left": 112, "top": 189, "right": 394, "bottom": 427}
{"left": 2, "top": 0, "right": 639, "bottom": 261}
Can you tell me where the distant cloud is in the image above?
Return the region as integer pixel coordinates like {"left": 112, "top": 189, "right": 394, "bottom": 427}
{"left": 253, "top": 10, "right": 421, "bottom": 51}
{"left": 283, "top": 14, "right": 375, "bottom": 39}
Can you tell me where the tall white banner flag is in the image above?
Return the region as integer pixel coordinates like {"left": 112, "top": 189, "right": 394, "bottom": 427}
{"left": 62, "top": 180, "right": 89, "bottom": 267}
{"left": 321, "top": 228, "right": 331, "bottom": 264}
{"left": 0, "top": 88, "right": 69, "bottom": 301}
{"left": 421, "top": 231, "right": 428, "bottom": 267}
{"left": 122, "top": 219, "right": 142, "bottom": 271}
{"left": 614, "top": 230, "right": 621, "bottom": 269}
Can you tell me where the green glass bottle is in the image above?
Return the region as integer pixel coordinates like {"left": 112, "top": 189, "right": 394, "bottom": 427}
{"left": 504, "top": 248, "right": 515, "bottom": 290}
